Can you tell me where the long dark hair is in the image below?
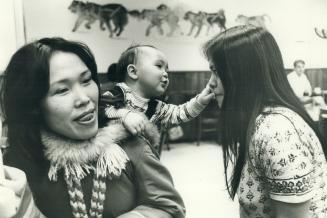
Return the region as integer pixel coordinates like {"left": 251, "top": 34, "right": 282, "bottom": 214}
{"left": 1, "top": 37, "right": 100, "bottom": 163}
{"left": 203, "top": 25, "right": 326, "bottom": 199}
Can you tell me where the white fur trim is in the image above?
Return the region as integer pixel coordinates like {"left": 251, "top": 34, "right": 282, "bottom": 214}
{"left": 42, "top": 126, "right": 130, "bottom": 181}
{"left": 43, "top": 121, "right": 159, "bottom": 181}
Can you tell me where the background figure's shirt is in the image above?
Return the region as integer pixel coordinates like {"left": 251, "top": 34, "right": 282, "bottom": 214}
{"left": 287, "top": 71, "right": 312, "bottom": 98}
{"left": 104, "top": 82, "right": 206, "bottom": 127}
{"left": 238, "top": 106, "right": 327, "bottom": 218}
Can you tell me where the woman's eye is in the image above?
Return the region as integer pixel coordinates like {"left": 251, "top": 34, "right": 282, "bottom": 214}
{"left": 209, "top": 84, "right": 216, "bottom": 90}
{"left": 156, "top": 64, "right": 162, "bottom": 68}
{"left": 54, "top": 88, "right": 69, "bottom": 95}
{"left": 82, "top": 77, "right": 92, "bottom": 84}
{"left": 210, "top": 66, "right": 217, "bottom": 74}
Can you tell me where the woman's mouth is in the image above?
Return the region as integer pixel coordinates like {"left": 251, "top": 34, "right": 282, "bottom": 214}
{"left": 74, "top": 110, "right": 95, "bottom": 125}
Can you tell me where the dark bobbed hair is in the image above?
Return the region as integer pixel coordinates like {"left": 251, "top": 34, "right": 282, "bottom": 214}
{"left": 293, "top": 59, "right": 305, "bottom": 67}
{"left": 108, "top": 44, "right": 156, "bottom": 82}
{"left": 203, "top": 25, "right": 326, "bottom": 199}
{"left": 1, "top": 37, "right": 100, "bottom": 162}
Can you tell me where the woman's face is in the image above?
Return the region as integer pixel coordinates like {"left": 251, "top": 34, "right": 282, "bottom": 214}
{"left": 208, "top": 61, "right": 224, "bottom": 108}
{"left": 41, "top": 51, "right": 99, "bottom": 140}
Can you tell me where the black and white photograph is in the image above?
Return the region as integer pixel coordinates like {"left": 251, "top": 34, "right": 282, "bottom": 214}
{"left": 0, "top": 0, "right": 327, "bottom": 217}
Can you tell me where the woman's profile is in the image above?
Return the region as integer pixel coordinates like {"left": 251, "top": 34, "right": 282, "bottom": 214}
{"left": 203, "top": 25, "right": 327, "bottom": 218}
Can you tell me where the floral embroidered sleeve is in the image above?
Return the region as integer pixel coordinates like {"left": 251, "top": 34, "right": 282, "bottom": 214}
{"left": 253, "top": 113, "right": 316, "bottom": 203}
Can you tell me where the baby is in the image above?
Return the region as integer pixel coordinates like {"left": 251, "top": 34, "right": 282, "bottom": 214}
{"left": 100, "top": 45, "right": 214, "bottom": 137}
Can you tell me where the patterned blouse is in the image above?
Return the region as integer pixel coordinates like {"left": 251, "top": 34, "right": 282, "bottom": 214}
{"left": 238, "top": 106, "right": 327, "bottom": 218}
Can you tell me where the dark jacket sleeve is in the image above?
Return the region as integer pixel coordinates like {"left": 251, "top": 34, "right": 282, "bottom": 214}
{"left": 122, "top": 137, "right": 186, "bottom": 218}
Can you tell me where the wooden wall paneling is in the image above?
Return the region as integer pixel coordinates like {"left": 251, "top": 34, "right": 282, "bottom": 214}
{"left": 306, "top": 69, "right": 327, "bottom": 90}
{"left": 166, "top": 71, "right": 216, "bottom": 142}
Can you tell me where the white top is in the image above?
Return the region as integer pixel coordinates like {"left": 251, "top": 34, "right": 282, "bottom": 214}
{"left": 287, "top": 71, "right": 312, "bottom": 98}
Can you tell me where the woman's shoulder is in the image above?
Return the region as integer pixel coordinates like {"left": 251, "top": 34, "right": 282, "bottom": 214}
{"left": 251, "top": 106, "right": 320, "bottom": 154}
{"left": 251, "top": 106, "right": 317, "bottom": 151}
{"left": 98, "top": 122, "right": 160, "bottom": 161}
{"left": 121, "top": 135, "right": 159, "bottom": 163}
{"left": 255, "top": 106, "right": 307, "bottom": 133}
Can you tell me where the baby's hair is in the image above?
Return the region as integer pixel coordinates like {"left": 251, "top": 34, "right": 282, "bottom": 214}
{"left": 108, "top": 44, "right": 157, "bottom": 82}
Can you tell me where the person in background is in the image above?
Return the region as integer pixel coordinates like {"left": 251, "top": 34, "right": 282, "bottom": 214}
{"left": 203, "top": 25, "right": 327, "bottom": 218}
{"left": 287, "top": 59, "right": 312, "bottom": 104}
{"left": 2, "top": 37, "right": 185, "bottom": 218}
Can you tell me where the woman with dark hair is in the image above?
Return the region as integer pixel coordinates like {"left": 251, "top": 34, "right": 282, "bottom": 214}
{"left": 1, "top": 37, "right": 185, "bottom": 218}
{"left": 203, "top": 25, "right": 327, "bottom": 217}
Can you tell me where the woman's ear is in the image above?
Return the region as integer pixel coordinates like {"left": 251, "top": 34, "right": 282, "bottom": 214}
{"left": 126, "top": 64, "right": 138, "bottom": 80}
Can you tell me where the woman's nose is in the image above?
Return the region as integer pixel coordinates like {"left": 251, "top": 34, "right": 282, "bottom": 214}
{"left": 74, "top": 86, "right": 90, "bottom": 107}
{"left": 208, "top": 77, "right": 217, "bottom": 88}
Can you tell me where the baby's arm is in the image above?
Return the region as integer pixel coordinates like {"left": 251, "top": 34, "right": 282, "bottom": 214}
{"left": 152, "top": 85, "right": 215, "bottom": 125}
{"left": 101, "top": 90, "right": 147, "bottom": 135}
{"left": 105, "top": 105, "right": 131, "bottom": 122}
{"left": 105, "top": 106, "right": 148, "bottom": 136}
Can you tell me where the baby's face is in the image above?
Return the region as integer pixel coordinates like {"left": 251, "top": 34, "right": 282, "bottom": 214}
{"left": 135, "top": 47, "right": 169, "bottom": 98}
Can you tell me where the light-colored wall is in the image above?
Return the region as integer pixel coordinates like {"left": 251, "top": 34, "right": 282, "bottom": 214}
{"left": 1, "top": 0, "right": 327, "bottom": 72}
{"left": 0, "top": 0, "right": 25, "bottom": 72}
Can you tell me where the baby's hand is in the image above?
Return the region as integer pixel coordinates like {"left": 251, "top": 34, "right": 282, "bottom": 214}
{"left": 123, "top": 112, "right": 147, "bottom": 136}
{"left": 197, "top": 85, "right": 215, "bottom": 105}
